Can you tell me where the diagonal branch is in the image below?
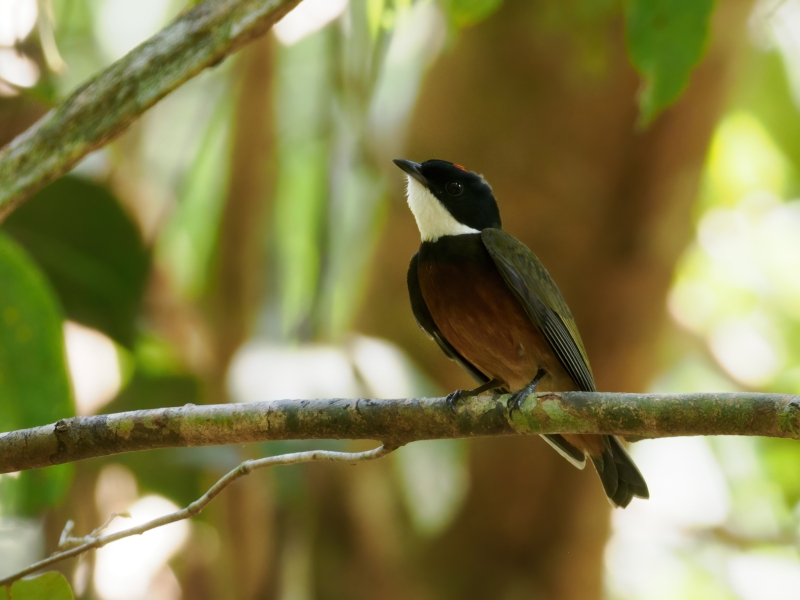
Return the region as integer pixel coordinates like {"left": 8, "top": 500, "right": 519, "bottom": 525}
{"left": 1, "top": 392, "right": 799, "bottom": 474}
{"left": 0, "top": 0, "right": 300, "bottom": 220}
{"left": 0, "top": 444, "right": 391, "bottom": 587}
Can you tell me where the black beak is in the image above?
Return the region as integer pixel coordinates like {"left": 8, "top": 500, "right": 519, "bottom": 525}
{"left": 393, "top": 159, "right": 428, "bottom": 186}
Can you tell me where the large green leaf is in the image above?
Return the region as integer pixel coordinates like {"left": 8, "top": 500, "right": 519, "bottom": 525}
{"left": 0, "top": 234, "right": 72, "bottom": 425}
{"left": 0, "top": 572, "right": 74, "bottom": 600}
{"left": 624, "top": 0, "right": 715, "bottom": 125}
{"left": 2, "top": 176, "right": 150, "bottom": 347}
{"left": 0, "top": 233, "right": 75, "bottom": 514}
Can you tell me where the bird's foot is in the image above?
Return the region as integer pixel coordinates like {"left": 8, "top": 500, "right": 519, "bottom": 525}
{"left": 445, "top": 389, "right": 466, "bottom": 413}
{"left": 507, "top": 368, "right": 547, "bottom": 419}
{"left": 507, "top": 390, "right": 528, "bottom": 418}
{"left": 445, "top": 378, "right": 505, "bottom": 413}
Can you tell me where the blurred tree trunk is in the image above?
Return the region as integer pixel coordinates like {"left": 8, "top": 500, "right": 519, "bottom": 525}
{"left": 352, "top": 1, "right": 751, "bottom": 599}
{"left": 209, "top": 38, "right": 277, "bottom": 386}
{"left": 198, "top": 35, "right": 278, "bottom": 600}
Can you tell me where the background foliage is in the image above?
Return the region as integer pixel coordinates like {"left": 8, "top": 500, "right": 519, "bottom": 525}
{"left": 1, "top": 0, "right": 800, "bottom": 598}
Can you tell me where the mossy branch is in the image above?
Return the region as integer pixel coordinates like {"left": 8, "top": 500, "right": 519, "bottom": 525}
{"left": 2, "top": 392, "right": 799, "bottom": 474}
{"left": 0, "top": 0, "right": 300, "bottom": 220}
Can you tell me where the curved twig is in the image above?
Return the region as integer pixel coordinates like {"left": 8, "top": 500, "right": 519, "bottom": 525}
{"left": 0, "top": 444, "right": 392, "bottom": 587}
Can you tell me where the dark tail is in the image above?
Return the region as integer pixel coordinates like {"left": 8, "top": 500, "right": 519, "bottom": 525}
{"left": 590, "top": 435, "right": 649, "bottom": 508}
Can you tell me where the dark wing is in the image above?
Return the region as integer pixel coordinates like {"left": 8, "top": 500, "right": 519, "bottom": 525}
{"left": 407, "top": 253, "right": 489, "bottom": 385}
{"left": 481, "top": 232, "right": 650, "bottom": 503}
{"left": 481, "top": 228, "right": 596, "bottom": 392}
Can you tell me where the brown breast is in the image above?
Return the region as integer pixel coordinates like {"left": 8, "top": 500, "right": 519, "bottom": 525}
{"left": 417, "top": 237, "right": 575, "bottom": 393}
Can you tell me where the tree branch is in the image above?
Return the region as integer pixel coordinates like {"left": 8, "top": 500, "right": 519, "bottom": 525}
{"left": 2, "top": 392, "right": 799, "bottom": 474}
{"left": 0, "top": 0, "right": 300, "bottom": 220}
{"left": 0, "top": 444, "right": 391, "bottom": 587}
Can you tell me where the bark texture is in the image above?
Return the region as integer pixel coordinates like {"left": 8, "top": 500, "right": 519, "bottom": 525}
{"left": 3, "top": 391, "right": 797, "bottom": 474}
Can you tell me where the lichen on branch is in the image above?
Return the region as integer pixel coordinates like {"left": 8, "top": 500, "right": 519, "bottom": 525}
{"left": 1, "top": 392, "right": 799, "bottom": 474}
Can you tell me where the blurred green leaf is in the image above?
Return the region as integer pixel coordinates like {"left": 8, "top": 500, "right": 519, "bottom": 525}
{"left": 700, "top": 112, "right": 791, "bottom": 211}
{"left": 0, "top": 233, "right": 75, "bottom": 514}
{"left": 759, "top": 437, "right": 800, "bottom": 508}
{"left": 368, "top": 0, "right": 387, "bottom": 36}
{"left": 1, "top": 571, "right": 74, "bottom": 600}
{"left": 156, "top": 99, "right": 232, "bottom": 299}
{"left": 442, "top": 0, "right": 504, "bottom": 28}
{"left": 0, "top": 234, "right": 73, "bottom": 426}
{"left": 2, "top": 176, "right": 150, "bottom": 347}
{"left": 732, "top": 49, "right": 800, "bottom": 196}
{"left": 624, "top": 0, "right": 715, "bottom": 125}
{"left": 272, "top": 32, "right": 333, "bottom": 337}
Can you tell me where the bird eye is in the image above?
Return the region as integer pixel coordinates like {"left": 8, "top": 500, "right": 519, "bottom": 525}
{"left": 446, "top": 181, "right": 463, "bottom": 196}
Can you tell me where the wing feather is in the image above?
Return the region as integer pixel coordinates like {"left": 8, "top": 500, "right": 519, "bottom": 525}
{"left": 481, "top": 228, "right": 596, "bottom": 392}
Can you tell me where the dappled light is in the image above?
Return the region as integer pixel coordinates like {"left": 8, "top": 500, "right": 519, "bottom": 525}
{"left": 273, "top": 0, "right": 349, "bottom": 45}
{"left": 605, "top": 6, "right": 800, "bottom": 590}
{"left": 0, "top": 0, "right": 39, "bottom": 96}
{"left": 64, "top": 321, "right": 122, "bottom": 416}
{"left": 2, "top": 0, "right": 800, "bottom": 598}
{"left": 93, "top": 0, "right": 175, "bottom": 62}
{"left": 94, "top": 498, "right": 188, "bottom": 600}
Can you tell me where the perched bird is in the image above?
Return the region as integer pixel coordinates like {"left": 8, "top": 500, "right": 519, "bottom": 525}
{"left": 394, "top": 158, "right": 649, "bottom": 508}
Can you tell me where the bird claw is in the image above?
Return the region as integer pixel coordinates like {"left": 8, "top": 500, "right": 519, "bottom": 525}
{"left": 507, "top": 368, "right": 546, "bottom": 419}
{"left": 507, "top": 391, "right": 525, "bottom": 418}
{"left": 446, "top": 389, "right": 465, "bottom": 413}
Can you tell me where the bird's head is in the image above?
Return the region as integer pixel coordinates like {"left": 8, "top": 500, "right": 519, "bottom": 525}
{"left": 393, "top": 158, "right": 501, "bottom": 242}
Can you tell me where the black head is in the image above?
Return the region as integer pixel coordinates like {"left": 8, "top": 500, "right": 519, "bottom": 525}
{"left": 393, "top": 158, "right": 502, "bottom": 241}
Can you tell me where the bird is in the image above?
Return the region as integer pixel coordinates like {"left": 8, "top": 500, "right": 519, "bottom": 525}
{"left": 394, "top": 157, "right": 649, "bottom": 508}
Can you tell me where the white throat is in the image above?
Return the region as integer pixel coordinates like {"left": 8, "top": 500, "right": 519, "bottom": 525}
{"left": 405, "top": 176, "right": 479, "bottom": 242}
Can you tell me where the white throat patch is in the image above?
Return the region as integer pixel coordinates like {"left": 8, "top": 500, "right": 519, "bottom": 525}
{"left": 405, "top": 176, "right": 479, "bottom": 242}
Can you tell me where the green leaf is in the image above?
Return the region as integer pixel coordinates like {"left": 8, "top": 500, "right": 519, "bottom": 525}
{"left": 1, "top": 572, "right": 74, "bottom": 600}
{"left": 0, "top": 233, "right": 75, "bottom": 514}
{"left": 2, "top": 176, "right": 150, "bottom": 347}
{"left": 0, "top": 234, "right": 72, "bottom": 425}
{"left": 624, "top": 0, "right": 715, "bottom": 125}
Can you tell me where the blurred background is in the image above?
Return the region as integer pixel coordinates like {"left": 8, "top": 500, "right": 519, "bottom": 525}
{"left": 1, "top": 0, "right": 800, "bottom": 598}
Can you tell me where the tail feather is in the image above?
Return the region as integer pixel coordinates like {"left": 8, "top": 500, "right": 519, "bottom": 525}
{"left": 547, "top": 434, "right": 649, "bottom": 508}
{"left": 541, "top": 434, "right": 587, "bottom": 469}
{"left": 592, "top": 435, "right": 649, "bottom": 508}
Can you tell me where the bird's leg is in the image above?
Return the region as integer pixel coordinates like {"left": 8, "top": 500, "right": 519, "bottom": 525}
{"left": 446, "top": 378, "right": 504, "bottom": 413}
{"left": 507, "top": 368, "right": 546, "bottom": 418}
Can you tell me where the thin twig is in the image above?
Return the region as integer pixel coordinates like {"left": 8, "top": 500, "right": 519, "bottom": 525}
{"left": 58, "top": 512, "right": 131, "bottom": 550}
{"left": 0, "top": 444, "right": 391, "bottom": 587}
